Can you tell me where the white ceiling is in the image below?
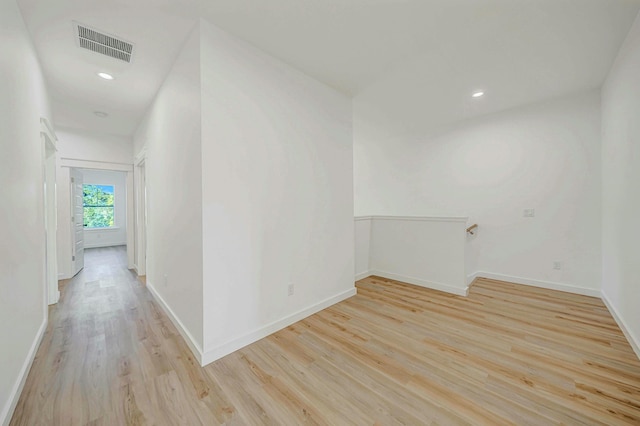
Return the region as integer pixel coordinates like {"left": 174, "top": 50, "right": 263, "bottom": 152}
{"left": 18, "top": 0, "right": 640, "bottom": 137}
{"left": 17, "top": 0, "right": 196, "bottom": 136}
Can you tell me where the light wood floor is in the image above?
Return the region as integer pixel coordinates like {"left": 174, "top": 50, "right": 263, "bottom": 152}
{"left": 10, "top": 246, "right": 640, "bottom": 425}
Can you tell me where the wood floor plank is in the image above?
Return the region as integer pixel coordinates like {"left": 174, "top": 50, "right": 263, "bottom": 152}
{"left": 9, "top": 250, "right": 640, "bottom": 425}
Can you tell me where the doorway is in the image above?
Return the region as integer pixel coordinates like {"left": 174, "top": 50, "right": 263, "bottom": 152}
{"left": 58, "top": 159, "right": 134, "bottom": 280}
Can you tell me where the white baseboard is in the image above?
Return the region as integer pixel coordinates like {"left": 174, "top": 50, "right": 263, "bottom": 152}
{"left": 355, "top": 271, "right": 372, "bottom": 281}
{"left": 1, "top": 318, "right": 47, "bottom": 426}
{"left": 201, "top": 287, "right": 357, "bottom": 366}
{"left": 467, "top": 271, "right": 601, "bottom": 298}
{"left": 146, "top": 281, "right": 204, "bottom": 365}
{"left": 370, "top": 270, "right": 468, "bottom": 296}
{"left": 601, "top": 291, "right": 640, "bottom": 361}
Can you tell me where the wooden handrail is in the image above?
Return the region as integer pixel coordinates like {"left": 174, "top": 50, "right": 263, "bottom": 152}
{"left": 466, "top": 224, "right": 478, "bottom": 235}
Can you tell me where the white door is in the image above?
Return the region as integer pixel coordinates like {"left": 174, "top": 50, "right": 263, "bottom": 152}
{"left": 71, "top": 169, "right": 84, "bottom": 275}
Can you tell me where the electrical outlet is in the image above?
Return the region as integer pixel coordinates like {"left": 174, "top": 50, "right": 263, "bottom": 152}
{"left": 523, "top": 209, "right": 535, "bottom": 218}
{"left": 553, "top": 261, "right": 562, "bottom": 270}
{"left": 288, "top": 284, "right": 294, "bottom": 296}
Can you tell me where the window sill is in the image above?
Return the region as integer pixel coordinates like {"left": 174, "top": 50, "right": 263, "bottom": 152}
{"left": 84, "top": 227, "right": 121, "bottom": 232}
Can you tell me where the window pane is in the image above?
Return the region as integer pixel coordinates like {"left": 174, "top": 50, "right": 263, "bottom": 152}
{"left": 83, "top": 184, "right": 114, "bottom": 207}
{"left": 84, "top": 207, "right": 114, "bottom": 228}
{"left": 83, "top": 185, "right": 115, "bottom": 228}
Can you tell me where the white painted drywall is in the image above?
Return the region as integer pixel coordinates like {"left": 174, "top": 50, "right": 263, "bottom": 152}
{"left": 369, "top": 217, "right": 468, "bottom": 295}
{"left": 601, "top": 12, "right": 640, "bottom": 356}
{"left": 81, "top": 169, "right": 127, "bottom": 249}
{"left": 133, "top": 25, "right": 204, "bottom": 352}
{"left": 199, "top": 20, "right": 355, "bottom": 363}
{"left": 0, "top": 1, "right": 51, "bottom": 424}
{"left": 56, "top": 127, "right": 133, "bottom": 165}
{"left": 55, "top": 128, "right": 133, "bottom": 278}
{"left": 354, "top": 90, "right": 602, "bottom": 295}
{"left": 354, "top": 217, "right": 372, "bottom": 280}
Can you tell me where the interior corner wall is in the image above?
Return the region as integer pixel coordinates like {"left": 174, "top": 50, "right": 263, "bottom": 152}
{"left": 354, "top": 90, "right": 602, "bottom": 294}
{"left": 199, "top": 20, "right": 355, "bottom": 363}
{"left": 601, "top": 12, "right": 640, "bottom": 356}
{"left": 132, "top": 24, "right": 204, "bottom": 354}
{"left": 0, "top": 1, "right": 51, "bottom": 424}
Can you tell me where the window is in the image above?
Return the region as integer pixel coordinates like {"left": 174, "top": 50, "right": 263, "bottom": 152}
{"left": 83, "top": 184, "right": 115, "bottom": 228}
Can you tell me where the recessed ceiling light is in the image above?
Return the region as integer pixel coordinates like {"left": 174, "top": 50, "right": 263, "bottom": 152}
{"left": 97, "top": 72, "right": 114, "bottom": 80}
{"left": 472, "top": 91, "right": 485, "bottom": 98}
{"left": 94, "top": 111, "right": 108, "bottom": 118}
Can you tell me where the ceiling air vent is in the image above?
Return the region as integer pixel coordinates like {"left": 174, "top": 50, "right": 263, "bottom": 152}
{"left": 74, "top": 22, "right": 134, "bottom": 63}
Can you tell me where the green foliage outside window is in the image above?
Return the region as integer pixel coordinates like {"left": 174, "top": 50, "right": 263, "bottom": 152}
{"left": 83, "top": 184, "right": 114, "bottom": 228}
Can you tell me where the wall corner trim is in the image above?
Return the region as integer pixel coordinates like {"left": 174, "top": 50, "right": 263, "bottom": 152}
{"left": 355, "top": 271, "right": 372, "bottom": 281}
{"left": 601, "top": 291, "right": 640, "bottom": 361}
{"left": 201, "top": 287, "right": 357, "bottom": 366}
{"left": 146, "top": 281, "right": 203, "bottom": 365}
{"left": 1, "top": 318, "right": 47, "bottom": 426}
{"left": 466, "top": 271, "right": 601, "bottom": 298}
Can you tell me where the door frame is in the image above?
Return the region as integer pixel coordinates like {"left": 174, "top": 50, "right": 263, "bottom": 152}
{"left": 59, "top": 159, "right": 135, "bottom": 276}
{"left": 134, "top": 150, "right": 147, "bottom": 276}
{"left": 40, "top": 118, "right": 59, "bottom": 306}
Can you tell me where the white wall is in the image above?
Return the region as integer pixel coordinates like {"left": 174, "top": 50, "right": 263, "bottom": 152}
{"left": 81, "top": 169, "right": 127, "bottom": 249}
{"left": 133, "top": 25, "right": 204, "bottom": 353}
{"left": 199, "top": 20, "right": 355, "bottom": 364}
{"left": 354, "top": 217, "right": 372, "bottom": 280}
{"left": 355, "top": 90, "right": 602, "bottom": 296}
{"left": 0, "top": 1, "right": 51, "bottom": 424}
{"left": 56, "top": 127, "right": 133, "bottom": 165}
{"left": 55, "top": 128, "right": 133, "bottom": 278}
{"left": 360, "top": 216, "right": 468, "bottom": 296}
{"left": 601, "top": 12, "right": 640, "bottom": 357}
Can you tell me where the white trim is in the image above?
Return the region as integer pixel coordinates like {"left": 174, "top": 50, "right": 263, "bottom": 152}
{"left": 201, "top": 287, "right": 357, "bottom": 366}
{"left": 369, "top": 270, "right": 468, "bottom": 296}
{"left": 134, "top": 147, "right": 147, "bottom": 166}
{"left": 84, "top": 226, "right": 121, "bottom": 232}
{"left": 355, "top": 215, "right": 468, "bottom": 223}
{"left": 601, "top": 291, "right": 640, "bottom": 361}
{"left": 1, "top": 318, "right": 47, "bottom": 426}
{"left": 125, "top": 171, "right": 135, "bottom": 270}
{"left": 39, "top": 117, "right": 58, "bottom": 145}
{"left": 60, "top": 158, "right": 133, "bottom": 172}
{"left": 355, "top": 271, "right": 372, "bottom": 281}
{"left": 466, "top": 271, "right": 601, "bottom": 297}
{"left": 146, "top": 280, "right": 204, "bottom": 364}
{"left": 133, "top": 157, "right": 146, "bottom": 276}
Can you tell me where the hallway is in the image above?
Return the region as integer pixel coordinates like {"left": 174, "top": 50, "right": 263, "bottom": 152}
{"left": 10, "top": 247, "right": 165, "bottom": 424}
{"left": 10, "top": 246, "right": 219, "bottom": 425}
